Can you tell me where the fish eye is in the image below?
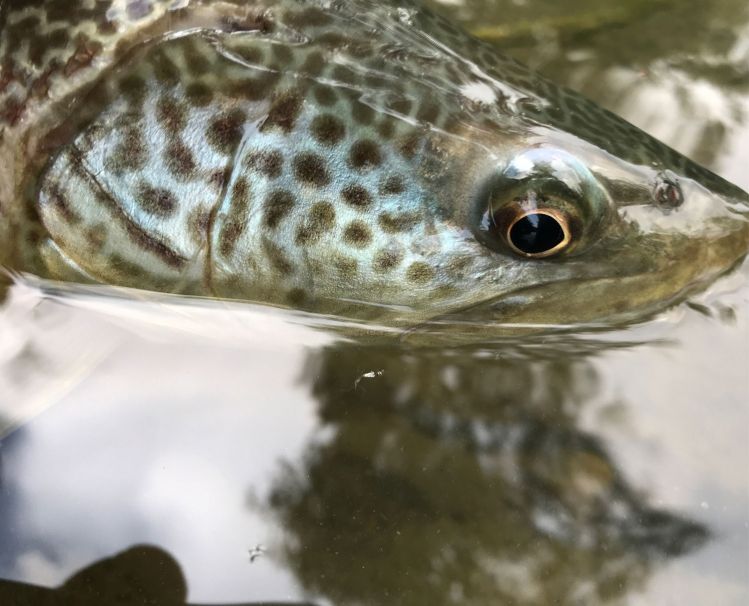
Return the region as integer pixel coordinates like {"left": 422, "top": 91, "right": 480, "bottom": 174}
{"left": 474, "top": 148, "right": 611, "bottom": 260}
{"left": 654, "top": 173, "right": 684, "bottom": 210}
{"left": 483, "top": 191, "right": 579, "bottom": 259}
{"left": 505, "top": 208, "right": 571, "bottom": 258}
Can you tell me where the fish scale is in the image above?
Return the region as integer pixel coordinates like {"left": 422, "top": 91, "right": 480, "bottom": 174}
{"left": 36, "top": 27, "right": 466, "bottom": 310}
{"left": 1, "top": 0, "right": 748, "bottom": 326}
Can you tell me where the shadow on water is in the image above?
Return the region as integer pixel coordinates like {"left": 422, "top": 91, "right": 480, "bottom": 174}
{"left": 259, "top": 343, "right": 709, "bottom": 606}
{"left": 0, "top": 544, "right": 314, "bottom": 606}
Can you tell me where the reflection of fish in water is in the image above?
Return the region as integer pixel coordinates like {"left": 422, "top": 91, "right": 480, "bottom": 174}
{"left": 264, "top": 343, "right": 711, "bottom": 605}
{"left": 1, "top": 0, "right": 747, "bottom": 326}
{"left": 0, "top": 545, "right": 317, "bottom": 606}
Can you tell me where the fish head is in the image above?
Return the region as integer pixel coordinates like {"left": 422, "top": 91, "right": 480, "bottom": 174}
{"left": 421, "top": 121, "right": 749, "bottom": 327}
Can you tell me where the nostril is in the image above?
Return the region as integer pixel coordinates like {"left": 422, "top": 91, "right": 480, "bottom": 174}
{"left": 654, "top": 174, "right": 684, "bottom": 211}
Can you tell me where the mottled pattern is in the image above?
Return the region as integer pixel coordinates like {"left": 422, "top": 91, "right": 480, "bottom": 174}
{"left": 1, "top": 0, "right": 747, "bottom": 324}
{"left": 0, "top": 0, "right": 171, "bottom": 128}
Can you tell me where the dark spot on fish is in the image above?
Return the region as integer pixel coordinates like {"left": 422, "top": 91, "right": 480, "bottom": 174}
{"left": 263, "top": 189, "right": 295, "bottom": 229}
{"left": 285, "top": 7, "right": 332, "bottom": 28}
{"left": 387, "top": 96, "right": 413, "bottom": 116}
{"left": 183, "top": 40, "right": 213, "bottom": 76}
{"left": 347, "top": 42, "right": 374, "bottom": 59}
{"left": 343, "top": 221, "right": 372, "bottom": 248}
{"left": 118, "top": 74, "right": 147, "bottom": 106}
{"left": 399, "top": 133, "right": 422, "bottom": 159}
{"left": 185, "top": 82, "right": 213, "bottom": 107}
{"left": 24, "top": 224, "right": 43, "bottom": 249}
{"left": 29, "top": 64, "right": 54, "bottom": 97}
{"left": 229, "top": 73, "right": 278, "bottom": 102}
{"left": 373, "top": 249, "right": 402, "bottom": 272}
{"left": 85, "top": 224, "right": 107, "bottom": 252}
{"left": 150, "top": 49, "right": 179, "bottom": 87}
{"left": 380, "top": 175, "right": 405, "bottom": 195}
{"left": 47, "top": 28, "right": 71, "bottom": 49}
{"left": 377, "top": 120, "right": 396, "bottom": 140}
{"left": 28, "top": 34, "right": 47, "bottom": 68}
{"left": 295, "top": 200, "right": 336, "bottom": 245}
{"left": 109, "top": 253, "right": 145, "bottom": 278}
{"left": 331, "top": 65, "right": 358, "bottom": 85}
{"left": 188, "top": 206, "right": 211, "bottom": 246}
{"left": 300, "top": 51, "right": 325, "bottom": 76}
{"left": 271, "top": 43, "right": 294, "bottom": 65}
{"left": 351, "top": 101, "right": 374, "bottom": 125}
{"left": 286, "top": 288, "right": 308, "bottom": 306}
{"left": 445, "top": 256, "right": 472, "bottom": 278}
{"left": 245, "top": 149, "right": 284, "bottom": 178}
{"left": 311, "top": 114, "right": 345, "bottom": 146}
{"left": 310, "top": 200, "right": 336, "bottom": 227}
{"left": 136, "top": 183, "right": 178, "bottom": 218}
{"left": 97, "top": 20, "right": 118, "bottom": 36}
{"left": 262, "top": 89, "right": 303, "bottom": 133}
{"left": 218, "top": 223, "right": 243, "bottom": 257}
{"left": 231, "top": 178, "right": 250, "bottom": 207}
{"left": 341, "top": 184, "right": 372, "bottom": 209}
{"left": 157, "top": 95, "right": 187, "bottom": 132}
{"left": 378, "top": 212, "right": 419, "bottom": 233}
{"left": 233, "top": 45, "right": 264, "bottom": 65}
{"left": 442, "top": 115, "right": 463, "bottom": 135}
{"left": 406, "top": 261, "right": 434, "bottom": 284}
{"left": 219, "top": 178, "right": 251, "bottom": 257}
{"left": 313, "top": 85, "right": 337, "bottom": 106}
{"left": 262, "top": 237, "right": 293, "bottom": 275}
{"left": 349, "top": 139, "right": 382, "bottom": 171}
{"left": 363, "top": 73, "right": 390, "bottom": 88}
{"left": 294, "top": 152, "right": 330, "bottom": 187}
{"left": 333, "top": 254, "right": 358, "bottom": 279}
{"left": 317, "top": 32, "right": 351, "bottom": 50}
{"left": 106, "top": 127, "right": 147, "bottom": 173}
{"left": 164, "top": 140, "right": 197, "bottom": 178}
{"left": 12, "top": 15, "right": 40, "bottom": 32}
{"left": 207, "top": 109, "right": 246, "bottom": 154}
{"left": 416, "top": 100, "right": 441, "bottom": 124}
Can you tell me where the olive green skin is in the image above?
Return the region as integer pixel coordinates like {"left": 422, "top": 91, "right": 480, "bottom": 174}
{"left": 0, "top": 0, "right": 747, "bottom": 328}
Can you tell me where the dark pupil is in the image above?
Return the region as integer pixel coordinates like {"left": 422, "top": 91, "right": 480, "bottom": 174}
{"left": 509, "top": 213, "right": 565, "bottom": 255}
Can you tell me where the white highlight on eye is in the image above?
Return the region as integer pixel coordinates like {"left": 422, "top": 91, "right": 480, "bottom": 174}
{"left": 508, "top": 154, "right": 535, "bottom": 177}
{"left": 459, "top": 82, "right": 497, "bottom": 105}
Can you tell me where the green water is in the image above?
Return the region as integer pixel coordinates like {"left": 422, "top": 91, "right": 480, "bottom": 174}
{"left": 1, "top": 1, "right": 748, "bottom": 605}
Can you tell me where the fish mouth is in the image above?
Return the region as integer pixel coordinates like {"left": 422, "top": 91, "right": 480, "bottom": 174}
{"left": 411, "top": 221, "right": 749, "bottom": 339}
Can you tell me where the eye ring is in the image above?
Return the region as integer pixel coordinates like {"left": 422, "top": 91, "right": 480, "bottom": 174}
{"left": 504, "top": 208, "right": 572, "bottom": 259}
